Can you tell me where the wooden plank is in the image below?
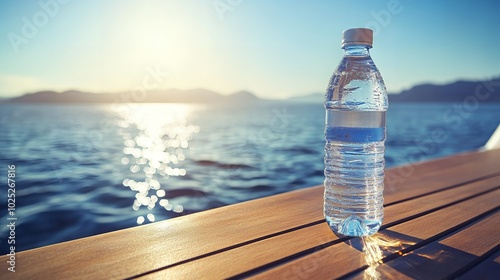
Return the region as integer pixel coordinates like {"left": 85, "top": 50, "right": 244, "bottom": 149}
{"left": 439, "top": 213, "right": 499, "bottom": 257}
{"left": 142, "top": 181, "right": 500, "bottom": 279}
{"left": 138, "top": 224, "right": 348, "bottom": 280}
{"left": 384, "top": 148, "right": 500, "bottom": 203}
{"left": 366, "top": 211, "right": 500, "bottom": 280}
{"left": 383, "top": 175, "right": 500, "bottom": 228}
{"left": 386, "top": 148, "right": 499, "bottom": 180}
{"left": 0, "top": 186, "right": 323, "bottom": 280}
{"left": 458, "top": 250, "right": 500, "bottom": 280}
{"left": 248, "top": 189, "right": 500, "bottom": 280}
{"left": 0, "top": 149, "right": 499, "bottom": 280}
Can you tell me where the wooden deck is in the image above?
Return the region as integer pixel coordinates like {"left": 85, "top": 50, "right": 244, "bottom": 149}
{"left": 2, "top": 148, "right": 500, "bottom": 279}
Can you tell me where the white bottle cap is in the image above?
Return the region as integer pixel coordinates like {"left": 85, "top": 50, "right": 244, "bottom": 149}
{"left": 342, "top": 28, "right": 373, "bottom": 48}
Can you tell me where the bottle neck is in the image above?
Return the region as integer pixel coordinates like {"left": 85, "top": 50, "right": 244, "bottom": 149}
{"left": 342, "top": 44, "right": 371, "bottom": 57}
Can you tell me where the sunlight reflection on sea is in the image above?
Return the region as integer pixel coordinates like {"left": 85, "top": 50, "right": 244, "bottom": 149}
{"left": 113, "top": 103, "right": 201, "bottom": 224}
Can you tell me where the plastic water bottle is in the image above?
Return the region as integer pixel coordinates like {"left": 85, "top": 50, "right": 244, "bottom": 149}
{"left": 324, "top": 28, "right": 388, "bottom": 236}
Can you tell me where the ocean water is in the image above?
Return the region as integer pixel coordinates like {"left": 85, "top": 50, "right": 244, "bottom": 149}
{"left": 0, "top": 102, "right": 499, "bottom": 253}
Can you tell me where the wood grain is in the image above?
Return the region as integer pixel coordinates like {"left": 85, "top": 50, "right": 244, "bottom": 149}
{"left": 371, "top": 211, "right": 500, "bottom": 280}
{"left": 458, "top": 250, "right": 500, "bottom": 280}
{"left": 383, "top": 148, "right": 500, "bottom": 203}
{"left": 144, "top": 177, "right": 499, "bottom": 279}
{"left": 0, "top": 186, "right": 324, "bottom": 280}
{"left": 249, "top": 190, "right": 499, "bottom": 280}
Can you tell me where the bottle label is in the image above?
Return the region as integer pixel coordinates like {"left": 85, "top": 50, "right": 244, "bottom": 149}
{"left": 326, "top": 126, "right": 385, "bottom": 142}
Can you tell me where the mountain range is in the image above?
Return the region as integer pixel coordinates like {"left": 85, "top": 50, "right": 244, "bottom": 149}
{"left": 290, "top": 78, "right": 500, "bottom": 103}
{"left": 1, "top": 77, "right": 499, "bottom": 103}
{"left": 3, "top": 89, "right": 260, "bottom": 104}
{"left": 388, "top": 78, "right": 500, "bottom": 102}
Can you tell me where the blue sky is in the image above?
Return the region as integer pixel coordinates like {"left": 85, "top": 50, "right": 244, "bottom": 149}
{"left": 0, "top": 0, "right": 499, "bottom": 98}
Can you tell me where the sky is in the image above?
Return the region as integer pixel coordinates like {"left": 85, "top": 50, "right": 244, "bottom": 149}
{"left": 0, "top": 0, "right": 499, "bottom": 99}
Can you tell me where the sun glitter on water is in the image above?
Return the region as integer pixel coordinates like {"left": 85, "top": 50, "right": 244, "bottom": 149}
{"left": 112, "top": 103, "right": 201, "bottom": 224}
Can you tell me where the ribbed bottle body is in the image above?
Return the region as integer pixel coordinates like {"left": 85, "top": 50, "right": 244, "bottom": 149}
{"left": 324, "top": 43, "right": 388, "bottom": 236}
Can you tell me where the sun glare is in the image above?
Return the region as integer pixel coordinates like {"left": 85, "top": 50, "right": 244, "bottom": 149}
{"left": 112, "top": 103, "right": 201, "bottom": 224}
{"left": 110, "top": 2, "right": 198, "bottom": 74}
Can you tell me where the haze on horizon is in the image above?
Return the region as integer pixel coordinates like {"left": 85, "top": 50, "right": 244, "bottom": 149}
{"left": 0, "top": 0, "right": 499, "bottom": 99}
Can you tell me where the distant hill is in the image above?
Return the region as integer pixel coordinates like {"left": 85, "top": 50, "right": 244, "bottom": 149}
{"left": 6, "top": 90, "right": 115, "bottom": 103}
{"left": 389, "top": 78, "right": 500, "bottom": 102}
{"left": 288, "top": 77, "right": 500, "bottom": 103}
{"left": 226, "top": 90, "right": 259, "bottom": 102}
{"left": 3, "top": 89, "right": 261, "bottom": 104}
{"left": 3, "top": 77, "right": 500, "bottom": 104}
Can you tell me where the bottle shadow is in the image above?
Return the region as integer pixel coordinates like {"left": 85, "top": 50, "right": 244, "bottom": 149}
{"left": 340, "top": 230, "right": 497, "bottom": 280}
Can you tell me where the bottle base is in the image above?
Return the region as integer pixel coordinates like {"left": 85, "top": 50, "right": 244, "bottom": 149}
{"left": 325, "top": 215, "right": 382, "bottom": 237}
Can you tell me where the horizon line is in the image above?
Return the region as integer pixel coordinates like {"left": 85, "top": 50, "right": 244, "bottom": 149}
{"left": 1, "top": 75, "right": 499, "bottom": 100}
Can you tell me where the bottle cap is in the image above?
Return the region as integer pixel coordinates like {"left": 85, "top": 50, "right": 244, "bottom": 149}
{"left": 342, "top": 28, "right": 373, "bottom": 48}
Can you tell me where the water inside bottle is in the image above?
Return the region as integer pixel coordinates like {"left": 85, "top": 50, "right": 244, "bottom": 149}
{"left": 324, "top": 110, "right": 386, "bottom": 236}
